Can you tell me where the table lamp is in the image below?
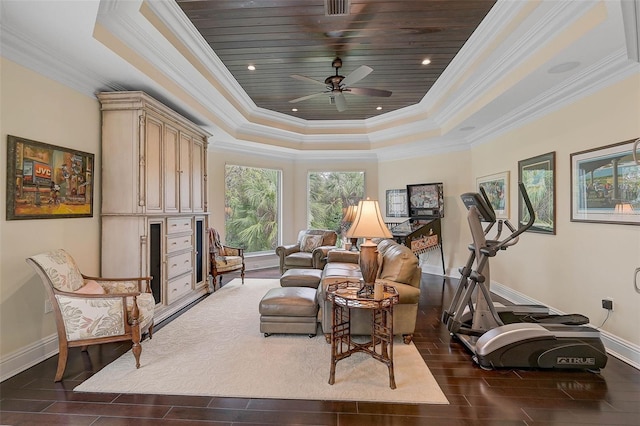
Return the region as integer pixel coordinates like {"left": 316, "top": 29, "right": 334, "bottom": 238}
{"left": 614, "top": 202, "right": 633, "bottom": 214}
{"left": 341, "top": 204, "right": 359, "bottom": 250}
{"left": 345, "top": 198, "right": 392, "bottom": 297}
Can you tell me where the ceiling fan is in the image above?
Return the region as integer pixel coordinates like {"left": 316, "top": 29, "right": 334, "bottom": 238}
{"left": 289, "top": 57, "right": 392, "bottom": 112}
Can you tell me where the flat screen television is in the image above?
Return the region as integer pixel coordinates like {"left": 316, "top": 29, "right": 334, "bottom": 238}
{"left": 407, "top": 182, "right": 444, "bottom": 218}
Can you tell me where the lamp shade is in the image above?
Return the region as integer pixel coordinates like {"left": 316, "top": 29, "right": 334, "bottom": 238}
{"left": 345, "top": 199, "right": 392, "bottom": 239}
{"left": 342, "top": 205, "right": 358, "bottom": 223}
{"left": 614, "top": 202, "right": 633, "bottom": 213}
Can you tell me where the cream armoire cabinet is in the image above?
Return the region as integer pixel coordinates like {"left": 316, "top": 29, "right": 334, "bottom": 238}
{"left": 98, "top": 91, "right": 210, "bottom": 322}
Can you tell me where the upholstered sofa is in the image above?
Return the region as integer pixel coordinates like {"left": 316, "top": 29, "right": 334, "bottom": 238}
{"left": 317, "top": 238, "right": 422, "bottom": 343}
{"left": 275, "top": 229, "right": 338, "bottom": 274}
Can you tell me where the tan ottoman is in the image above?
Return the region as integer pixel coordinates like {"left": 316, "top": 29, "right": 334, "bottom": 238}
{"left": 280, "top": 268, "right": 323, "bottom": 288}
{"left": 259, "top": 287, "right": 318, "bottom": 337}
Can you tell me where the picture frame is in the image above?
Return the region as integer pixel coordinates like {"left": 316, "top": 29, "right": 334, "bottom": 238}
{"left": 570, "top": 139, "right": 639, "bottom": 225}
{"left": 386, "top": 189, "right": 408, "bottom": 217}
{"left": 518, "top": 152, "right": 556, "bottom": 234}
{"left": 6, "top": 135, "right": 94, "bottom": 220}
{"left": 476, "top": 172, "right": 509, "bottom": 218}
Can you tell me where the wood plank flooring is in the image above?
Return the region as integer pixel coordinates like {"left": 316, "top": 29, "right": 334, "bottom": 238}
{"left": 1, "top": 270, "right": 638, "bottom": 425}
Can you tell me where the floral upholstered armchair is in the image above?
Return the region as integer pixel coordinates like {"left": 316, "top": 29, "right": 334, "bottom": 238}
{"left": 208, "top": 228, "right": 245, "bottom": 290}
{"left": 26, "top": 249, "right": 155, "bottom": 382}
{"left": 275, "top": 229, "right": 338, "bottom": 274}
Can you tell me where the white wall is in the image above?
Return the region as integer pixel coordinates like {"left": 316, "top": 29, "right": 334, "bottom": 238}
{"left": 0, "top": 58, "right": 102, "bottom": 359}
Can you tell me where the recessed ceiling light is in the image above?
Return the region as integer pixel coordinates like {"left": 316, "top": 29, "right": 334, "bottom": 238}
{"left": 547, "top": 61, "right": 580, "bottom": 74}
{"left": 247, "top": 65, "right": 256, "bottom": 71}
{"left": 421, "top": 58, "right": 431, "bottom": 65}
{"left": 376, "top": 106, "right": 382, "bottom": 110}
{"left": 291, "top": 108, "right": 298, "bottom": 112}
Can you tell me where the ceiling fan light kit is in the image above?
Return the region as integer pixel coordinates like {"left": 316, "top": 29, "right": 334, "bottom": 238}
{"left": 289, "top": 57, "right": 392, "bottom": 112}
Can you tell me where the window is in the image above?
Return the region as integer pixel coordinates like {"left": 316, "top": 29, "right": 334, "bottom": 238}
{"left": 225, "top": 165, "right": 280, "bottom": 253}
{"left": 308, "top": 171, "right": 365, "bottom": 242}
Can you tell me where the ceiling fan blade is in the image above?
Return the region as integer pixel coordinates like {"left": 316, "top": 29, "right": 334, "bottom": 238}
{"left": 289, "top": 92, "right": 326, "bottom": 103}
{"left": 290, "top": 74, "right": 326, "bottom": 86}
{"left": 334, "top": 93, "right": 347, "bottom": 112}
{"left": 341, "top": 65, "right": 372, "bottom": 87}
{"left": 346, "top": 87, "right": 392, "bottom": 97}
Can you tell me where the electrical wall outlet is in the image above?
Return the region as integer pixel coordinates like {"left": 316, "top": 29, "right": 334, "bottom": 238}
{"left": 601, "top": 298, "right": 613, "bottom": 311}
{"left": 44, "top": 299, "right": 53, "bottom": 314}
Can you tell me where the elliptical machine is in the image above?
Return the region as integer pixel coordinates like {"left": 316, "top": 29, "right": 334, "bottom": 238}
{"left": 443, "top": 183, "right": 607, "bottom": 370}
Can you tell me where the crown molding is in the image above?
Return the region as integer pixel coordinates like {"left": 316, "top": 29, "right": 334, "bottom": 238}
{"left": 621, "top": 0, "right": 640, "bottom": 62}
{"left": 0, "top": 15, "right": 126, "bottom": 97}
{"left": 435, "top": 1, "right": 600, "bottom": 126}
{"left": 470, "top": 48, "right": 639, "bottom": 148}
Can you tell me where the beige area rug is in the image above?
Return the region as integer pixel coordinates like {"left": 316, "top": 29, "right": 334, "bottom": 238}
{"left": 75, "top": 278, "right": 449, "bottom": 404}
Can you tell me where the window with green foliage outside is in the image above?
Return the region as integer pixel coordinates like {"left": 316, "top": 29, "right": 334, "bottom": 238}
{"left": 225, "top": 165, "right": 280, "bottom": 253}
{"left": 308, "top": 171, "right": 365, "bottom": 244}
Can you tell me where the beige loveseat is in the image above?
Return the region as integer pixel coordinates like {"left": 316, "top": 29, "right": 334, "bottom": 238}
{"left": 317, "top": 238, "right": 422, "bottom": 343}
{"left": 275, "top": 229, "right": 338, "bottom": 273}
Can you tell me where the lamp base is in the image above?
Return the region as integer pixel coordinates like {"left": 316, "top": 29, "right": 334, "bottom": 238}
{"left": 358, "top": 238, "right": 378, "bottom": 297}
{"left": 357, "top": 283, "right": 374, "bottom": 298}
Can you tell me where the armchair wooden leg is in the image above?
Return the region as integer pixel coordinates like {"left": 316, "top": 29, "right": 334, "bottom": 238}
{"left": 55, "top": 344, "right": 68, "bottom": 382}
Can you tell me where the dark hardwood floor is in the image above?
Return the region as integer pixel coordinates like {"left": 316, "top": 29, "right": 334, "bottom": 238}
{"left": 1, "top": 269, "right": 638, "bottom": 425}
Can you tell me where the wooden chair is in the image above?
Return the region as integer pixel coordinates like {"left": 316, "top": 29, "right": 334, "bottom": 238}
{"left": 26, "top": 249, "right": 155, "bottom": 382}
{"left": 208, "top": 228, "right": 245, "bottom": 290}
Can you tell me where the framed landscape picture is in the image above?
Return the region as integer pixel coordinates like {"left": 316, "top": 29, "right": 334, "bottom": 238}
{"left": 570, "top": 139, "right": 639, "bottom": 225}
{"left": 518, "top": 152, "right": 556, "bottom": 234}
{"left": 477, "top": 171, "right": 509, "bottom": 218}
{"left": 6, "top": 135, "right": 94, "bottom": 220}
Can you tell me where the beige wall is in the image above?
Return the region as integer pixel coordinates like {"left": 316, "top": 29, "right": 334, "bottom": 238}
{"left": 378, "top": 150, "right": 472, "bottom": 274}
{"left": 208, "top": 149, "right": 378, "bottom": 247}
{"left": 1, "top": 56, "right": 638, "bottom": 372}
{"left": 376, "top": 74, "right": 640, "bottom": 346}
{"left": 0, "top": 58, "right": 102, "bottom": 356}
{"left": 468, "top": 74, "right": 640, "bottom": 345}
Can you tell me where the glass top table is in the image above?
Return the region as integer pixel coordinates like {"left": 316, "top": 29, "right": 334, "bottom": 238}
{"left": 325, "top": 281, "right": 400, "bottom": 389}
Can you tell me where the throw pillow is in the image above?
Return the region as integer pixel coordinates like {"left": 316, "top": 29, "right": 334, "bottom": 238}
{"left": 74, "top": 279, "right": 106, "bottom": 295}
{"left": 300, "top": 234, "right": 323, "bottom": 252}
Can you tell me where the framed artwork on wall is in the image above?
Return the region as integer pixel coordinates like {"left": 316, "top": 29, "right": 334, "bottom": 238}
{"left": 6, "top": 135, "right": 94, "bottom": 220}
{"left": 477, "top": 171, "right": 509, "bottom": 218}
{"left": 518, "top": 152, "right": 556, "bottom": 234}
{"left": 386, "top": 189, "right": 408, "bottom": 217}
{"left": 570, "top": 139, "right": 639, "bottom": 225}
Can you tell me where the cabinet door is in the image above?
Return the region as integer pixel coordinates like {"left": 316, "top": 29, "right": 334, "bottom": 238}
{"left": 179, "top": 133, "right": 193, "bottom": 212}
{"left": 163, "top": 124, "right": 179, "bottom": 213}
{"left": 144, "top": 114, "right": 163, "bottom": 212}
{"left": 192, "top": 139, "right": 205, "bottom": 212}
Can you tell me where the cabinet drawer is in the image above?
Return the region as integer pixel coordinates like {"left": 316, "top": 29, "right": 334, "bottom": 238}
{"left": 167, "top": 273, "right": 192, "bottom": 304}
{"left": 167, "top": 234, "right": 192, "bottom": 253}
{"left": 167, "top": 218, "right": 191, "bottom": 235}
{"left": 167, "top": 251, "right": 193, "bottom": 279}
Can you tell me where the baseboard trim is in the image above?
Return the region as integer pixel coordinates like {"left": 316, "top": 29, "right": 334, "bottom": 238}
{"left": 0, "top": 334, "right": 59, "bottom": 383}
{"left": 492, "top": 281, "right": 640, "bottom": 370}
{"left": 1, "top": 288, "right": 210, "bottom": 383}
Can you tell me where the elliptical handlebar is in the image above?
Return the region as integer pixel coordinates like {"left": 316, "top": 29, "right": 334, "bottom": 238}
{"left": 491, "top": 182, "right": 536, "bottom": 252}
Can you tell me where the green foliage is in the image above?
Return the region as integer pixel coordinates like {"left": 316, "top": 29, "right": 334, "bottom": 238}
{"left": 308, "top": 171, "right": 364, "bottom": 240}
{"left": 225, "top": 165, "right": 279, "bottom": 252}
{"left": 521, "top": 170, "right": 554, "bottom": 229}
{"left": 224, "top": 167, "right": 364, "bottom": 252}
